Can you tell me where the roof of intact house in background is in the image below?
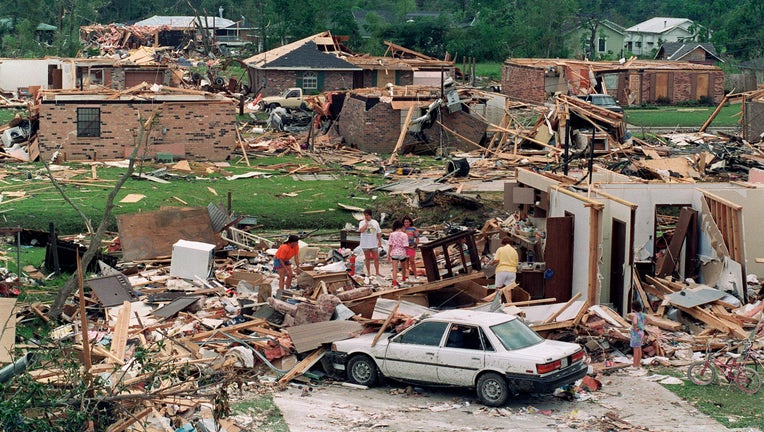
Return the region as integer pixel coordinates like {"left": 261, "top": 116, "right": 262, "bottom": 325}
{"left": 656, "top": 42, "right": 723, "bottom": 63}
{"left": 625, "top": 17, "right": 693, "bottom": 34}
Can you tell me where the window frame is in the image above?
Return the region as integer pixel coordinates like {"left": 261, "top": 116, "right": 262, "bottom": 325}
{"left": 77, "top": 107, "right": 101, "bottom": 138}
{"left": 302, "top": 71, "right": 318, "bottom": 90}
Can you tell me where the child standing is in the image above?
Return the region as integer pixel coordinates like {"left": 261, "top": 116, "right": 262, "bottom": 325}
{"left": 274, "top": 235, "right": 300, "bottom": 291}
{"left": 402, "top": 216, "right": 420, "bottom": 278}
{"left": 387, "top": 220, "right": 409, "bottom": 287}
{"left": 630, "top": 301, "right": 646, "bottom": 369}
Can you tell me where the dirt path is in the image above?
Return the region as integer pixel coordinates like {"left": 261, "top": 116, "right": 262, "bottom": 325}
{"left": 272, "top": 370, "right": 758, "bottom": 432}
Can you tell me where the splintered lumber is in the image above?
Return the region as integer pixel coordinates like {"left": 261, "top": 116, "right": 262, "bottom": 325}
{"left": 675, "top": 305, "right": 749, "bottom": 339}
{"left": 388, "top": 106, "right": 415, "bottom": 164}
{"left": 542, "top": 292, "right": 582, "bottom": 324}
{"left": 699, "top": 90, "right": 733, "bottom": 133}
{"left": 371, "top": 301, "right": 400, "bottom": 347}
{"left": 633, "top": 270, "right": 654, "bottom": 314}
{"left": 108, "top": 301, "right": 131, "bottom": 364}
{"left": 105, "top": 407, "right": 152, "bottom": 432}
{"left": 182, "top": 318, "right": 268, "bottom": 341}
{"left": 645, "top": 314, "right": 683, "bottom": 331}
{"left": 277, "top": 347, "right": 326, "bottom": 385}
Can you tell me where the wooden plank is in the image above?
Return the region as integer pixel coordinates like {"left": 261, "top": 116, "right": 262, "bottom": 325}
{"left": 531, "top": 319, "right": 575, "bottom": 332}
{"left": 387, "top": 106, "right": 416, "bottom": 164}
{"left": 645, "top": 314, "right": 682, "bottom": 331}
{"left": 277, "top": 347, "right": 326, "bottom": 385}
{"left": 676, "top": 305, "right": 749, "bottom": 339}
{"left": 108, "top": 301, "right": 131, "bottom": 364}
{"left": 542, "top": 292, "right": 582, "bottom": 324}
{"left": 371, "top": 301, "right": 400, "bottom": 348}
{"left": 182, "top": 318, "right": 267, "bottom": 341}
{"left": 633, "top": 270, "right": 654, "bottom": 314}
{"left": 105, "top": 407, "right": 152, "bottom": 432}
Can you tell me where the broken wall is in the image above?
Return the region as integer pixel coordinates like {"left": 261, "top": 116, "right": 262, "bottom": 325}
{"left": 548, "top": 189, "right": 599, "bottom": 303}
{"left": 594, "top": 194, "right": 635, "bottom": 313}
{"left": 501, "top": 63, "right": 546, "bottom": 104}
{"left": 38, "top": 100, "right": 237, "bottom": 161}
{"left": 0, "top": 58, "right": 64, "bottom": 92}
{"left": 596, "top": 183, "right": 747, "bottom": 283}
{"left": 619, "top": 69, "right": 725, "bottom": 105}
{"left": 702, "top": 186, "right": 764, "bottom": 277}
{"left": 252, "top": 69, "right": 355, "bottom": 97}
{"left": 339, "top": 95, "right": 485, "bottom": 153}
{"left": 744, "top": 100, "right": 764, "bottom": 142}
{"left": 358, "top": 69, "right": 414, "bottom": 87}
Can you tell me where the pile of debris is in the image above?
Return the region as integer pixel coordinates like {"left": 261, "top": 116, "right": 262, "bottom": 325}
{"left": 2, "top": 204, "right": 763, "bottom": 430}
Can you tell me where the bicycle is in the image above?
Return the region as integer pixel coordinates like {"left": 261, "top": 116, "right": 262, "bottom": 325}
{"left": 687, "top": 343, "right": 762, "bottom": 394}
{"left": 725, "top": 339, "right": 764, "bottom": 372}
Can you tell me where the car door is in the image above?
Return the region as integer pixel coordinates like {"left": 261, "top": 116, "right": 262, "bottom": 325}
{"left": 382, "top": 321, "right": 447, "bottom": 383}
{"left": 436, "top": 324, "right": 488, "bottom": 386}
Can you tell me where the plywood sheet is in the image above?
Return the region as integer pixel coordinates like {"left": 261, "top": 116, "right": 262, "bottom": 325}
{"left": 0, "top": 298, "right": 17, "bottom": 364}
{"left": 117, "top": 207, "right": 220, "bottom": 261}
{"left": 285, "top": 320, "right": 363, "bottom": 354}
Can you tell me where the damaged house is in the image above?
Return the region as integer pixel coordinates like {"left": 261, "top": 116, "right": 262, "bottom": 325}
{"left": 502, "top": 58, "right": 724, "bottom": 106}
{"left": 36, "top": 85, "right": 237, "bottom": 162}
{"left": 508, "top": 166, "right": 763, "bottom": 315}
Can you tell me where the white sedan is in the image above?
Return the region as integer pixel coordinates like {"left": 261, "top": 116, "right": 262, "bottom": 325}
{"left": 328, "top": 309, "right": 587, "bottom": 406}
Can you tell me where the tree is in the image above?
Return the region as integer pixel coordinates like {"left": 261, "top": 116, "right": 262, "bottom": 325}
{"left": 47, "top": 111, "right": 160, "bottom": 320}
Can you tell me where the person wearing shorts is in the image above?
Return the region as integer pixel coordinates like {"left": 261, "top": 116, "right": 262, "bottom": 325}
{"left": 388, "top": 220, "right": 409, "bottom": 287}
{"left": 274, "top": 235, "right": 300, "bottom": 291}
{"left": 358, "top": 209, "right": 382, "bottom": 277}
{"left": 402, "top": 216, "right": 420, "bottom": 278}
{"left": 491, "top": 237, "right": 518, "bottom": 289}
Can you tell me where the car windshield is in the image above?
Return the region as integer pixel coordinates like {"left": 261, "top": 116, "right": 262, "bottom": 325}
{"left": 490, "top": 318, "right": 544, "bottom": 350}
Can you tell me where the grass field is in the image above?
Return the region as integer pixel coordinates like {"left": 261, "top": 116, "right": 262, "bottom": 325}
{"left": 625, "top": 104, "right": 741, "bottom": 128}
{"left": 656, "top": 366, "right": 764, "bottom": 428}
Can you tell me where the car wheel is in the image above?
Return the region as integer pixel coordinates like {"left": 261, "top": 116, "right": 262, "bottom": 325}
{"left": 299, "top": 102, "right": 308, "bottom": 110}
{"left": 476, "top": 372, "right": 509, "bottom": 407}
{"left": 268, "top": 103, "right": 279, "bottom": 111}
{"left": 347, "top": 355, "right": 378, "bottom": 387}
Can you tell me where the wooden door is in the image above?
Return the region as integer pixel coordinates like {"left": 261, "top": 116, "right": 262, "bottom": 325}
{"left": 545, "top": 216, "right": 574, "bottom": 302}
{"left": 655, "top": 73, "right": 669, "bottom": 100}
{"left": 696, "top": 74, "right": 709, "bottom": 99}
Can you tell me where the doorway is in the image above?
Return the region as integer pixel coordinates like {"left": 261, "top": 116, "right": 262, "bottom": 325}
{"left": 610, "top": 219, "right": 626, "bottom": 314}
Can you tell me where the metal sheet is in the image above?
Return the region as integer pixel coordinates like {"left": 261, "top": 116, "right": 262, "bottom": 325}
{"left": 666, "top": 286, "right": 725, "bottom": 308}
{"left": 87, "top": 274, "right": 135, "bottom": 307}
{"left": 151, "top": 296, "right": 201, "bottom": 318}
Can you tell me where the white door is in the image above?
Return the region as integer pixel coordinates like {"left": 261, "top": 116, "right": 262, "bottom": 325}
{"left": 382, "top": 321, "right": 447, "bottom": 383}
{"left": 436, "top": 325, "right": 488, "bottom": 385}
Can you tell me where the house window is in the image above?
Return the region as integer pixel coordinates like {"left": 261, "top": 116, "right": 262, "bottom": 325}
{"left": 302, "top": 71, "right": 318, "bottom": 90}
{"left": 598, "top": 37, "right": 606, "bottom": 52}
{"left": 77, "top": 108, "right": 101, "bottom": 138}
{"left": 635, "top": 42, "right": 642, "bottom": 48}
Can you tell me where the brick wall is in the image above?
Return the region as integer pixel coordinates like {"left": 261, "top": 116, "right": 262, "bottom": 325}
{"left": 338, "top": 94, "right": 485, "bottom": 154}
{"left": 38, "top": 100, "right": 237, "bottom": 161}
{"left": 501, "top": 64, "right": 546, "bottom": 103}
{"left": 252, "top": 70, "right": 355, "bottom": 96}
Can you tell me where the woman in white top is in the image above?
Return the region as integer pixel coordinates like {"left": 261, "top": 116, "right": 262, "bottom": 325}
{"left": 358, "top": 209, "right": 382, "bottom": 277}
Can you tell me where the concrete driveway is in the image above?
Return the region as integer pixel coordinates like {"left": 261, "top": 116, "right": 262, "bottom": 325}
{"left": 273, "top": 369, "right": 760, "bottom": 432}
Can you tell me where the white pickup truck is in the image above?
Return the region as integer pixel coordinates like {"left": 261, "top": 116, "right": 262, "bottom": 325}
{"left": 257, "top": 88, "right": 308, "bottom": 111}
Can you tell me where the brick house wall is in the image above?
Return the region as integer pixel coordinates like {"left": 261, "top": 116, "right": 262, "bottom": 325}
{"left": 338, "top": 94, "right": 485, "bottom": 154}
{"left": 619, "top": 69, "right": 724, "bottom": 105}
{"left": 38, "top": 99, "right": 237, "bottom": 161}
{"left": 252, "top": 70, "right": 355, "bottom": 96}
{"left": 501, "top": 63, "right": 546, "bottom": 104}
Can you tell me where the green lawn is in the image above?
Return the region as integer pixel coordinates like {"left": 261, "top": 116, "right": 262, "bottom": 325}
{"left": 657, "top": 366, "right": 764, "bottom": 428}
{"left": 625, "top": 104, "right": 741, "bottom": 128}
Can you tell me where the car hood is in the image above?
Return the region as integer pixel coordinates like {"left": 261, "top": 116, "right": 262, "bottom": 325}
{"left": 491, "top": 339, "right": 581, "bottom": 364}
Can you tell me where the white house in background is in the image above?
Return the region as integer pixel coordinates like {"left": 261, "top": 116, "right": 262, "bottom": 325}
{"left": 624, "top": 17, "right": 698, "bottom": 56}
